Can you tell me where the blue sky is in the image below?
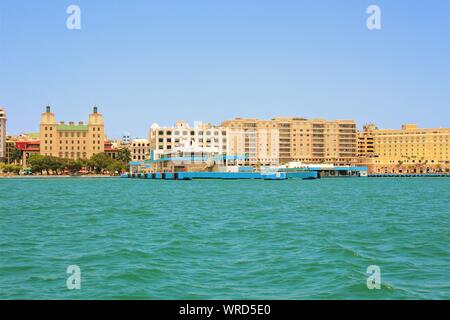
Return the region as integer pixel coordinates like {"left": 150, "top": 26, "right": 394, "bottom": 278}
{"left": 0, "top": 0, "right": 449, "bottom": 138}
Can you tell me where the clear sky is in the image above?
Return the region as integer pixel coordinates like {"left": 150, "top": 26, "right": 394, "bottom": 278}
{"left": 0, "top": 0, "right": 449, "bottom": 138}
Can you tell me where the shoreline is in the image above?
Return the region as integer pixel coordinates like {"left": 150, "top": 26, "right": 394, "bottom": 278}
{"left": 0, "top": 175, "right": 119, "bottom": 179}
{"left": 2, "top": 173, "right": 449, "bottom": 179}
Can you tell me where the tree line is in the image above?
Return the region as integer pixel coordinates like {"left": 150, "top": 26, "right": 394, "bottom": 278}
{"left": 0, "top": 163, "right": 22, "bottom": 174}
{"left": 25, "top": 148, "right": 132, "bottom": 175}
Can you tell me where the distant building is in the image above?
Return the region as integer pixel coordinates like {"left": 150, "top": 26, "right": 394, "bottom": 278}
{"left": 221, "top": 117, "right": 357, "bottom": 166}
{"left": 148, "top": 120, "right": 227, "bottom": 161}
{"left": 221, "top": 118, "right": 279, "bottom": 166}
{"left": 358, "top": 124, "right": 450, "bottom": 174}
{"left": 5, "top": 133, "right": 40, "bottom": 166}
{"left": 130, "top": 138, "right": 150, "bottom": 161}
{"left": 0, "top": 108, "right": 6, "bottom": 162}
{"left": 122, "top": 132, "right": 131, "bottom": 144}
{"left": 151, "top": 140, "right": 226, "bottom": 172}
{"left": 16, "top": 140, "right": 40, "bottom": 167}
{"left": 104, "top": 140, "right": 119, "bottom": 160}
{"left": 6, "top": 138, "right": 16, "bottom": 164}
{"left": 357, "top": 124, "right": 377, "bottom": 159}
{"left": 39, "top": 106, "right": 105, "bottom": 159}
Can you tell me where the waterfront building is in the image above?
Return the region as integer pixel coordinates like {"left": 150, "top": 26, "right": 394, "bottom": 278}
{"left": 130, "top": 138, "right": 150, "bottom": 161}
{"left": 358, "top": 124, "right": 450, "bottom": 174}
{"left": 357, "top": 124, "right": 376, "bottom": 158}
{"left": 4, "top": 133, "right": 39, "bottom": 166}
{"left": 39, "top": 106, "right": 105, "bottom": 159}
{"left": 104, "top": 140, "right": 119, "bottom": 160}
{"left": 0, "top": 108, "right": 6, "bottom": 162}
{"left": 16, "top": 140, "right": 41, "bottom": 167}
{"left": 5, "top": 138, "right": 16, "bottom": 164}
{"left": 148, "top": 120, "right": 227, "bottom": 161}
{"left": 221, "top": 117, "right": 357, "bottom": 166}
{"left": 150, "top": 140, "right": 226, "bottom": 173}
{"left": 221, "top": 118, "right": 279, "bottom": 166}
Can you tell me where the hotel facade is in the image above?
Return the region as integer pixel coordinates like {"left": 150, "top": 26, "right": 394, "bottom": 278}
{"left": 145, "top": 117, "right": 357, "bottom": 168}
{"left": 39, "top": 106, "right": 105, "bottom": 159}
{"left": 148, "top": 120, "right": 228, "bottom": 160}
{"left": 221, "top": 117, "right": 358, "bottom": 166}
{"left": 358, "top": 124, "right": 450, "bottom": 174}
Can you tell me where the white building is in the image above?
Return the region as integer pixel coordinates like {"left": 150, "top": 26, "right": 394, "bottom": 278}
{"left": 148, "top": 120, "right": 227, "bottom": 161}
{"left": 0, "top": 108, "right": 6, "bottom": 162}
{"left": 122, "top": 132, "right": 131, "bottom": 144}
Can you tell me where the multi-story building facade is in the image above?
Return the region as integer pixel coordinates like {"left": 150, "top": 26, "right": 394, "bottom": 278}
{"left": 39, "top": 106, "right": 105, "bottom": 159}
{"left": 149, "top": 120, "right": 227, "bottom": 160}
{"left": 5, "top": 133, "right": 39, "bottom": 164}
{"left": 6, "top": 138, "right": 16, "bottom": 164}
{"left": 221, "top": 118, "right": 279, "bottom": 166}
{"left": 104, "top": 140, "right": 119, "bottom": 160}
{"left": 0, "top": 108, "right": 6, "bottom": 162}
{"left": 221, "top": 117, "right": 357, "bottom": 166}
{"left": 130, "top": 138, "right": 150, "bottom": 161}
{"left": 16, "top": 140, "right": 41, "bottom": 167}
{"left": 357, "top": 124, "right": 376, "bottom": 158}
{"left": 358, "top": 124, "right": 450, "bottom": 174}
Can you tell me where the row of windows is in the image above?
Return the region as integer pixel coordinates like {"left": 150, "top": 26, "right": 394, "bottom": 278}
{"left": 44, "top": 132, "right": 103, "bottom": 138}
{"left": 157, "top": 144, "right": 227, "bottom": 150}
{"left": 44, "top": 140, "right": 102, "bottom": 145}
{"left": 157, "top": 130, "right": 226, "bottom": 136}
{"left": 378, "top": 139, "right": 449, "bottom": 143}
{"left": 132, "top": 143, "right": 150, "bottom": 147}
{"left": 133, "top": 155, "right": 149, "bottom": 160}
{"left": 59, "top": 132, "right": 86, "bottom": 138}
{"left": 43, "top": 146, "right": 102, "bottom": 151}
{"left": 43, "top": 127, "right": 102, "bottom": 132}
{"left": 374, "top": 159, "right": 441, "bottom": 164}
{"left": 158, "top": 138, "right": 226, "bottom": 143}
{"left": 59, "top": 152, "right": 87, "bottom": 159}
{"left": 376, "top": 132, "right": 449, "bottom": 136}
{"left": 133, "top": 149, "right": 149, "bottom": 154}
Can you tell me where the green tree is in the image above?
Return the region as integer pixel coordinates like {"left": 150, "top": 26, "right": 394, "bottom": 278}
{"left": 89, "top": 153, "right": 113, "bottom": 173}
{"left": 9, "top": 146, "right": 22, "bottom": 164}
{"left": 48, "top": 156, "right": 65, "bottom": 174}
{"left": 107, "top": 160, "right": 127, "bottom": 175}
{"left": 27, "top": 155, "right": 64, "bottom": 175}
{"left": 1, "top": 164, "right": 21, "bottom": 174}
{"left": 28, "top": 154, "right": 46, "bottom": 174}
{"left": 65, "top": 159, "right": 83, "bottom": 174}
{"left": 116, "top": 148, "right": 131, "bottom": 163}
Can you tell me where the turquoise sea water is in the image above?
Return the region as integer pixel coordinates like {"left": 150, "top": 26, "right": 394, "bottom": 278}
{"left": 0, "top": 177, "right": 449, "bottom": 299}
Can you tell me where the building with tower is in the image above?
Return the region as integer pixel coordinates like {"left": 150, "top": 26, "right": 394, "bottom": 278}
{"left": 39, "top": 106, "right": 105, "bottom": 160}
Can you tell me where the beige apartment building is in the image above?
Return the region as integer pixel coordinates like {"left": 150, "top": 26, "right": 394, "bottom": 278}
{"left": 221, "top": 117, "right": 357, "bottom": 166}
{"left": 0, "top": 108, "right": 6, "bottom": 162}
{"left": 39, "top": 106, "right": 105, "bottom": 159}
{"left": 358, "top": 124, "right": 450, "bottom": 174}
{"left": 221, "top": 118, "right": 279, "bottom": 166}
{"left": 130, "top": 138, "right": 151, "bottom": 161}
{"left": 148, "top": 120, "right": 227, "bottom": 160}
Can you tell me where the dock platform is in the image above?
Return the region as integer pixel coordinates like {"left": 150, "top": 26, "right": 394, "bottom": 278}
{"left": 122, "top": 171, "right": 319, "bottom": 180}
